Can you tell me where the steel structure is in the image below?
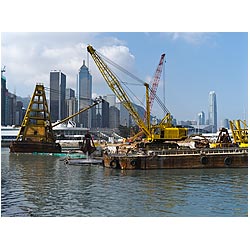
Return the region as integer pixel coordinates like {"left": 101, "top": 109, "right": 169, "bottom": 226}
{"left": 143, "top": 53, "right": 166, "bottom": 122}
{"left": 10, "top": 84, "right": 102, "bottom": 153}
{"left": 87, "top": 45, "right": 187, "bottom": 142}
{"left": 229, "top": 119, "right": 248, "bottom": 148}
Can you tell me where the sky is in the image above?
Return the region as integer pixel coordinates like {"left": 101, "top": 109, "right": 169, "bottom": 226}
{"left": 1, "top": 32, "right": 248, "bottom": 125}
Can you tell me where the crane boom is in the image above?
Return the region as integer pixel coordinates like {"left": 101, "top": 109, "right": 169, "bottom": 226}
{"left": 87, "top": 45, "right": 151, "bottom": 137}
{"left": 144, "top": 53, "right": 166, "bottom": 121}
{"left": 87, "top": 45, "right": 187, "bottom": 142}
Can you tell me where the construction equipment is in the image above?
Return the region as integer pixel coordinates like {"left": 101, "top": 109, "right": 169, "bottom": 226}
{"left": 143, "top": 53, "right": 165, "bottom": 122}
{"left": 10, "top": 84, "right": 102, "bottom": 153}
{"left": 210, "top": 127, "right": 234, "bottom": 148}
{"left": 128, "top": 53, "right": 166, "bottom": 142}
{"left": 229, "top": 120, "right": 248, "bottom": 148}
{"left": 87, "top": 45, "right": 187, "bottom": 142}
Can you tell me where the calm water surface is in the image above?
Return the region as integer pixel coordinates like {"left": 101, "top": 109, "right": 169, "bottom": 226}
{"left": 1, "top": 148, "right": 248, "bottom": 216}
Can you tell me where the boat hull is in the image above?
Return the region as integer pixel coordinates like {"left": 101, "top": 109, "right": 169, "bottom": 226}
{"left": 9, "top": 141, "right": 62, "bottom": 153}
{"left": 103, "top": 148, "right": 248, "bottom": 170}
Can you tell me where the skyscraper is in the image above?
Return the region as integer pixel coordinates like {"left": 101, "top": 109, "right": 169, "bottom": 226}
{"left": 91, "top": 99, "right": 109, "bottom": 128}
{"left": 198, "top": 111, "right": 205, "bottom": 125}
{"left": 50, "top": 70, "right": 66, "bottom": 122}
{"left": 103, "top": 94, "right": 116, "bottom": 107}
{"left": 65, "top": 88, "right": 77, "bottom": 123}
{"left": 77, "top": 60, "right": 92, "bottom": 127}
{"left": 1, "top": 72, "right": 7, "bottom": 125}
{"left": 208, "top": 91, "right": 217, "bottom": 133}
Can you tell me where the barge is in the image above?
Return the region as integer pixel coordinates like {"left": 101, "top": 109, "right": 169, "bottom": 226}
{"left": 10, "top": 141, "right": 61, "bottom": 153}
{"left": 103, "top": 147, "right": 248, "bottom": 170}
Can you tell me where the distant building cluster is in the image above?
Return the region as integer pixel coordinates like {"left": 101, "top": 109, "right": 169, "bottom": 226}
{"left": 179, "top": 91, "right": 218, "bottom": 133}
{"left": 1, "top": 62, "right": 219, "bottom": 133}
{"left": 1, "top": 72, "right": 26, "bottom": 126}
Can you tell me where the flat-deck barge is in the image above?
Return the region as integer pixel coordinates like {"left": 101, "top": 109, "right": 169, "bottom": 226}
{"left": 103, "top": 147, "right": 248, "bottom": 170}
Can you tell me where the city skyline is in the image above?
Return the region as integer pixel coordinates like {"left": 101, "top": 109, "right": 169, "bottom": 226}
{"left": 1, "top": 32, "right": 248, "bottom": 125}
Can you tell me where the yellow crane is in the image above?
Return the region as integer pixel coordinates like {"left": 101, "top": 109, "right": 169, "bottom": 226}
{"left": 87, "top": 45, "right": 187, "bottom": 142}
{"left": 229, "top": 119, "right": 248, "bottom": 148}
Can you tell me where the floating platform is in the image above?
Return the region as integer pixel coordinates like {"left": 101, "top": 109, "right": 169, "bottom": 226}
{"left": 9, "top": 141, "right": 61, "bottom": 153}
{"left": 103, "top": 148, "right": 248, "bottom": 170}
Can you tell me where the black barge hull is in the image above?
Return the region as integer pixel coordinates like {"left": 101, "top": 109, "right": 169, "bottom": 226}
{"left": 10, "top": 141, "right": 62, "bottom": 153}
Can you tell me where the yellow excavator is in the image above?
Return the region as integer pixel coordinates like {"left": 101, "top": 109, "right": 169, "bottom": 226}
{"left": 87, "top": 45, "right": 187, "bottom": 143}
{"left": 210, "top": 120, "right": 248, "bottom": 148}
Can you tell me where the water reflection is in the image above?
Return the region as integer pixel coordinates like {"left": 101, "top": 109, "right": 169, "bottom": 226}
{"left": 1, "top": 148, "right": 248, "bottom": 217}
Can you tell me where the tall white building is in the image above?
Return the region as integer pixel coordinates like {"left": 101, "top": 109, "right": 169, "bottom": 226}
{"left": 76, "top": 60, "right": 92, "bottom": 127}
{"left": 198, "top": 111, "right": 205, "bottom": 125}
{"left": 208, "top": 91, "right": 217, "bottom": 133}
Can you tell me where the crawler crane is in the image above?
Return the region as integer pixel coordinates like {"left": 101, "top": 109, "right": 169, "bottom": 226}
{"left": 87, "top": 45, "right": 187, "bottom": 142}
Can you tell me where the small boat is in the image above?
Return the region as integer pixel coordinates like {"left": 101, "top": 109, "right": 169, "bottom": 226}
{"left": 64, "top": 157, "right": 103, "bottom": 165}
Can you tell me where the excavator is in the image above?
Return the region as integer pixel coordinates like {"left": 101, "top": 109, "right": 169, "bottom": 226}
{"left": 10, "top": 84, "right": 103, "bottom": 153}
{"left": 87, "top": 45, "right": 187, "bottom": 144}
{"left": 209, "top": 120, "right": 248, "bottom": 148}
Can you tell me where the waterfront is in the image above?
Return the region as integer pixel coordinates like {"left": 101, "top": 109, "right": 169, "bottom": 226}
{"left": 1, "top": 147, "right": 248, "bottom": 217}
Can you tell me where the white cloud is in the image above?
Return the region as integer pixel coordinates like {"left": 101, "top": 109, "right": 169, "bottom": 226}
{"left": 1, "top": 33, "right": 136, "bottom": 98}
{"left": 169, "top": 32, "right": 216, "bottom": 45}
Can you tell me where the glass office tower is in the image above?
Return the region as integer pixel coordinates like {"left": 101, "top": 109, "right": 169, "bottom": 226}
{"left": 76, "top": 60, "right": 92, "bottom": 127}
{"left": 208, "top": 91, "right": 217, "bottom": 133}
{"left": 50, "top": 70, "right": 66, "bottom": 122}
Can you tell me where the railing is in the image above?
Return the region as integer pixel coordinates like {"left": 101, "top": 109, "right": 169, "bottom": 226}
{"left": 148, "top": 147, "right": 248, "bottom": 156}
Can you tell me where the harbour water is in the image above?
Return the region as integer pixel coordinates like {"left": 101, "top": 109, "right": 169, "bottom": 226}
{"left": 1, "top": 147, "right": 248, "bottom": 217}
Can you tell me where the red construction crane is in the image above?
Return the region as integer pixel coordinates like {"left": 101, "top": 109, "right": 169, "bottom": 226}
{"left": 143, "top": 53, "right": 166, "bottom": 122}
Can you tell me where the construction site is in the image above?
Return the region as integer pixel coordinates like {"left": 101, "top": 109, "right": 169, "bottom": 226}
{"left": 8, "top": 45, "right": 248, "bottom": 170}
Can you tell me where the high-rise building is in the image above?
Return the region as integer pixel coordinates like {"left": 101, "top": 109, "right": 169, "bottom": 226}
{"left": 6, "top": 92, "right": 16, "bottom": 125}
{"left": 208, "top": 91, "right": 217, "bottom": 133}
{"left": 118, "top": 102, "right": 131, "bottom": 127}
{"left": 109, "top": 106, "right": 120, "bottom": 128}
{"left": 76, "top": 60, "right": 92, "bottom": 127}
{"left": 101, "top": 100, "right": 109, "bottom": 128}
{"left": 223, "top": 119, "right": 230, "bottom": 129}
{"left": 50, "top": 70, "right": 66, "bottom": 122}
{"left": 91, "top": 99, "right": 110, "bottom": 128}
{"left": 66, "top": 88, "right": 75, "bottom": 99}
{"left": 65, "top": 88, "right": 77, "bottom": 123}
{"left": 1, "top": 73, "right": 7, "bottom": 125}
{"left": 15, "top": 101, "right": 25, "bottom": 125}
{"left": 103, "top": 94, "right": 116, "bottom": 107}
{"left": 198, "top": 111, "right": 205, "bottom": 125}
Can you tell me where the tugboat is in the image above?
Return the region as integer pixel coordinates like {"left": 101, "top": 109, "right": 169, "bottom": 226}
{"left": 10, "top": 84, "right": 61, "bottom": 153}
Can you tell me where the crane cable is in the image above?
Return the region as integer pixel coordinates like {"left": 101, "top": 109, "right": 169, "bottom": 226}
{"left": 96, "top": 49, "right": 170, "bottom": 115}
